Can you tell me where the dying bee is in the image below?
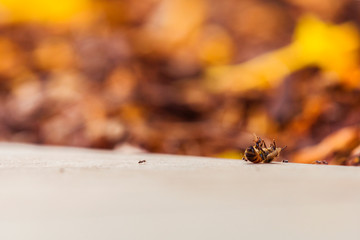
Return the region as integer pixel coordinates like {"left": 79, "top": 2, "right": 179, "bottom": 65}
{"left": 243, "top": 136, "right": 286, "bottom": 164}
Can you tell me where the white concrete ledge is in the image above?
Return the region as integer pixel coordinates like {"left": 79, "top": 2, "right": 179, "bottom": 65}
{"left": 0, "top": 143, "right": 359, "bottom": 240}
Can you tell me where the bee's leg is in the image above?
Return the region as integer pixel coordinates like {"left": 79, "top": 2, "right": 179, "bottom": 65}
{"left": 271, "top": 139, "right": 276, "bottom": 150}
{"left": 262, "top": 139, "right": 267, "bottom": 148}
{"left": 254, "top": 137, "right": 261, "bottom": 146}
{"left": 254, "top": 141, "right": 262, "bottom": 151}
{"left": 253, "top": 134, "right": 259, "bottom": 144}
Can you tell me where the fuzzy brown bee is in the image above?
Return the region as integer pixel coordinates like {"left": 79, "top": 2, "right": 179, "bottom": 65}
{"left": 243, "top": 136, "right": 286, "bottom": 163}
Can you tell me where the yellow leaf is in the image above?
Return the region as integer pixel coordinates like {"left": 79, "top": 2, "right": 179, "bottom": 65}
{"left": 0, "top": 0, "right": 90, "bottom": 23}
{"left": 205, "top": 15, "right": 360, "bottom": 93}
{"left": 293, "top": 15, "right": 360, "bottom": 82}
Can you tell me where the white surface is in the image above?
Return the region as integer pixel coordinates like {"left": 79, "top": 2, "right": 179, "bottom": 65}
{"left": 0, "top": 143, "right": 359, "bottom": 240}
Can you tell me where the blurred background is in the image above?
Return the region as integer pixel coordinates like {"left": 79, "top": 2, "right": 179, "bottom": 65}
{"left": 0, "top": 0, "right": 360, "bottom": 165}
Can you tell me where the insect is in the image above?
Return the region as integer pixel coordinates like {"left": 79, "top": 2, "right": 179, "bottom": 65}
{"left": 243, "top": 136, "right": 286, "bottom": 163}
{"left": 138, "top": 160, "right": 146, "bottom": 164}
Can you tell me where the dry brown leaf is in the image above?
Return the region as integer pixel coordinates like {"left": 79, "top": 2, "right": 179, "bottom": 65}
{"left": 293, "top": 126, "right": 359, "bottom": 163}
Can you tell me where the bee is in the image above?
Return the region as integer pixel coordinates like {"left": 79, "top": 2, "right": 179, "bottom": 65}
{"left": 243, "top": 136, "right": 286, "bottom": 164}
